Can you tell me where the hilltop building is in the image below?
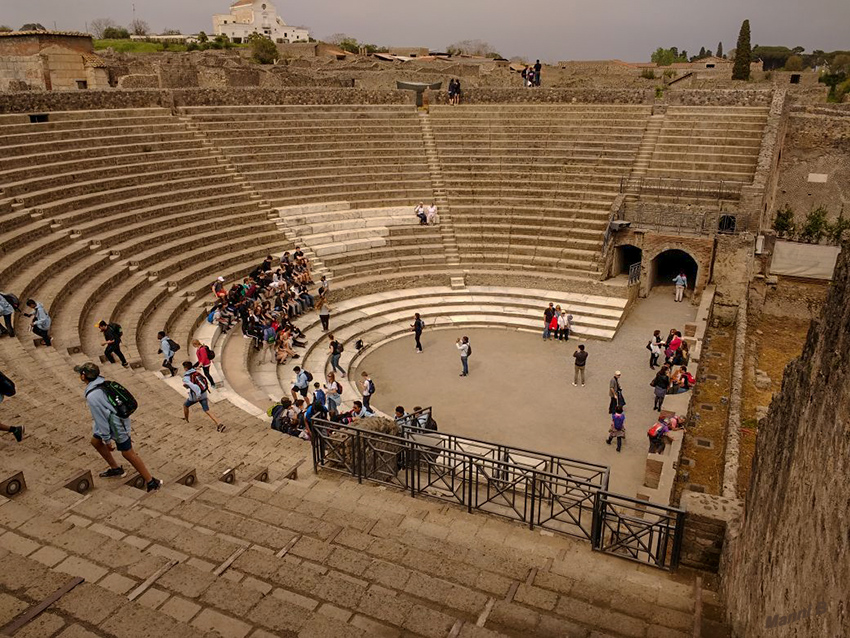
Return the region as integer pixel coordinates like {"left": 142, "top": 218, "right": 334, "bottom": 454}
{"left": 0, "top": 31, "right": 108, "bottom": 91}
{"left": 212, "top": 0, "right": 310, "bottom": 44}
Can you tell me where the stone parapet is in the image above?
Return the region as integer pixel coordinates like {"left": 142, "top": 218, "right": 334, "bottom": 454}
{"left": 680, "top": 492, "right": 743, "bottom": 572}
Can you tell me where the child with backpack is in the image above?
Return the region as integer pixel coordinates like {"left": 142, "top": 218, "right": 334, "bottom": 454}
{"left": 24, "top": 298, "right": 51, "bottom": 346}
{"left": 181, "top": 361, "right": 225, "bottom": 432}
{"left": 74, "top": 362, "right": 161, "bottom": 491}
{"left": 606, "top": 406, "right": 626, "bottom": 452}
{"left": 157, "top": 331, "right": 179, "bottom": 376}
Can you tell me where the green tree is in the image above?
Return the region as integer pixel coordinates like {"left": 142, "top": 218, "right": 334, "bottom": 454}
{"left": 650, "top": 47, "right": 687, "bottom": 66}
{"left": 20, "top": 23, "right": 46, "bottom": 31}
{"left": 698, "top": 46, "right": 706, "bottom": 59}
{"left": 251, "top": 35, "right": 278, "bottom": 64}
{"left": 800, "top": 206, "right": 829, "bottom": 243}
{"left": 102, "top": 26, "right": 130, "bottom": 39}
{"left": 828, "top": 210, "right": 850, "bottom": 244}
{"left": 717, "top": 41, "right": 724, "bottom": 58}
{"left": 0, "top": 25, "right": 13, "bottom": 33}
{"left": 732, "top": 19, "right": 752, "bottom": 80}
{"left": 784, "top": 55, "right": 804, "bottom": 71}
{"left": 819, "top": 71, "right": 848, "bottom": 101}
{"left": 752, "top": 46, "right": 795, "bottom": 70}
{"left": 197, "top": 31, "right": 208, "bottom": 43}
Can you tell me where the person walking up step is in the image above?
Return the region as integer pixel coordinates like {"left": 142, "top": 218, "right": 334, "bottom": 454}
{"left": 606, "top": 406, "right": 626, "bottom": 452}
{"left": 192, "top": 339, "right": 216, "bottom": 389}
{"left": 24, "top": 298, "right": 51, "bottom": 346}
{"left": 573, "top": 344, "right": 588, "bottom": 386}
{"left": 181, "top": 361, "right": 225, "bottom": 432}
{"left": 99, "top": 321, "right": 128, "bottom": 367}
{"left": 0, "top": 370, "right": 24, "bottom": 442}
{"left": 317, "top": 297, "right": 331, "bottom": 332}
{"left": 411, "top": 313, "right": 425, "bottom": 353}
{"left": 456, "top": 336, "right": 471, "bottom": 377}
{"left": 157, "top": 331, "right": 179, "bottom": 377}
{"left": 74, "top": 362, "right": 161, "bottom": 491}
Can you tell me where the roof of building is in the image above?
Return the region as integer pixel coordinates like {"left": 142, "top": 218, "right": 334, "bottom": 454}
{"left": 230, "top": 0, "right": 255, "bottom": 7}
{"left": 81, "top": 52, "right": 107, "bottom": 68}
{"left": 0, "top": 30, "right": 92, "bottom": 38}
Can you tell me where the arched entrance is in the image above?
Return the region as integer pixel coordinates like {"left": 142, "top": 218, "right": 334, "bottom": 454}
{"left": 649, "top": 249, "right": 698, "bottom": 292}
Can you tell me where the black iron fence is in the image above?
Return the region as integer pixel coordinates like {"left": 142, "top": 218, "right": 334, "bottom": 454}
{"left": 628, "top": 262, "right": 641, "bottom": 286}
{"left": 619, "top": 175, "right": 744, "bottom": 202}
{"left": 309, "top": 419, "right": 685, "bottom": 570}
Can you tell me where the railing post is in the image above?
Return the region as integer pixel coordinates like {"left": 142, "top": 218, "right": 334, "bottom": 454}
{"left": 590, "top": 491, "right": 603, "bottom": 551}
{"left": 528, "top": 471, "right": 536, "bottom": 531}
{"left": 467, "top": 459, "right": 473, "bottom": 513}
{"left": 671, "top": 510, "right": 686, "bottom": 571}
{"left": 355, "top": 430, "right": 362, "bottom": 483}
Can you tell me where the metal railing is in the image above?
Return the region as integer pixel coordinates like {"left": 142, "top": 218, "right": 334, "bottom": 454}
{"left": 619, "top": 175, "right": 744, "bottom": 202}
{"left": 617, "top": 204, "right": 750, "bottom": 236}
{"left": 628, "top": 262, "right": 641, "bottom": 286}
{"left": 309, "top": 420, "right": 685, "bottom": 570}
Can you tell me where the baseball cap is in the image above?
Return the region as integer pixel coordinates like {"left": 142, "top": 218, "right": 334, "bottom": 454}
{"left": 615, "top": 370, "right": 622, "bottom": 376}
{"left": 73, "top": 362, "right": 100, "bottom": 380}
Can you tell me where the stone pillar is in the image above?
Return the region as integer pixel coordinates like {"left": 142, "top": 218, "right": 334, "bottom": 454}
{"left": 679, "top": 492, "right": 743, "bottom": 572}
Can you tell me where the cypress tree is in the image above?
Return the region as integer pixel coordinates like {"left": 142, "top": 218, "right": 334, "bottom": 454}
{"left": 699, "top": 46, "right": 706, "bottom": 58}
{"left": 732, "top": 20, "right": 751, "bottom": 80}
{"left": 717, "top": 41, "right": 724, "bottom": 58}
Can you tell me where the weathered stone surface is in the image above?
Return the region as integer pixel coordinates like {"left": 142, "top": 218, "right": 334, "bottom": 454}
{"left": 722, "top": 240, "right": 850, "bottom": 638}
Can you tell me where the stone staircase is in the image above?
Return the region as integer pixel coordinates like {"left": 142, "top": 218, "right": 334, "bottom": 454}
{"left": 623, "top": 114, "right": 665, "bottom": 199}
{"left": 419, "top": 112, "right": 461, "bottom": 266}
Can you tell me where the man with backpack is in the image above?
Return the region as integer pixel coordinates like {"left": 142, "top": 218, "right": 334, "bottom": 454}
{"left": 0, "top": 292, "right": 17, "bottom": 338}
{"left": 191, "top": 339, "right": 216, "bottom": 389}
{"left": 327, "top": 335, "right": 346, "bottom": 377}
{"left": 74, "top": 362, "right": 161, "bottom": 491}
{"left": 99, "top": 321, "right": 128, "bottom": 367}
{"left": 157, "top": 331, "right": 179, "bottom": 377}
{"left": 411, "top": 313, "right": 425, "bottom": 353}
{"left": 291, "top": 366, "right": 311, "bottom": 401}
{"left": 181, "top": 361, "right": 225, "bottom": 432}
{"left": 24, "top": 299, "right": 51, "bottom": 346}
{"left": 0, "top": 370, "right": 24, "bottom": 442}
{"left": 360, "top": 371, "right": 375, "bottom": 411}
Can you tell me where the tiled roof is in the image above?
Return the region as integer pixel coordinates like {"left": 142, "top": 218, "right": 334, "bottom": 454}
{"left": 82, "top": 52, "right": 107, "bottom": 68}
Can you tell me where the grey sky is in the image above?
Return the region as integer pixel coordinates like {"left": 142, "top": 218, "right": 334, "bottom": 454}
{"left": 1, "top": 0, "right": 847, "bottom": 62}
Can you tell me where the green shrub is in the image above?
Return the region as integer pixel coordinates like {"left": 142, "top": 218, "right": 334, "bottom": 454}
{"left": 800, "top": 206, "right": 829, "bottom": 243}
{"left": 655, "top": 86, "right": 665, "bottom": 99}
{"left": 828, "top": 210, "right": 850, "bottom": 244}
{"left": 251, "top": 35, "right": 278, "bottom": 64}
{"left": 641, "top": 68, "right": 656, "bottom": 80}
{"left": 773, "top": 205, "right": 796, "bottom": 237}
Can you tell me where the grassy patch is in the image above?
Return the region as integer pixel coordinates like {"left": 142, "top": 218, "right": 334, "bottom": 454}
{"left": 94, "top": 39, "right": 187, "bottom": 53}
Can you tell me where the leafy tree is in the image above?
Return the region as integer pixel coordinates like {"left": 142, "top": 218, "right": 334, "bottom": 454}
{"left": 717, "top": 42, "right": 724, "bottom": 58}
{"left": 162, "top": 29, "right": 182, "bottom": 35}
{"left": 650, "top": 47, "right": 687, "bottom": 66}
{"left": 20, "top": 23, "right": 47, "bottom": 31}
{"left": 784, "top": 55, "right": 803, "bottom": 71}
{"left": 698, "top": 46, "right": 706, "bottom": 59}
{"left": 773, "top": 205, "right": 795, "bottom": 238}
{"left": 752, "top": 46, "right": 796, "bottom": 71}
{"left": 129, "top": 19, "right": 149, "bottom": 36}
{"left": 819, "top": 71, "right": 847, "bottom": 102}
{"left": 89, "top": 18, "right": 116, "bottom": 38}
{"left": 800, "top": 206, "right": 829, "bottom": 244}
{"left": 326, "top": 33, "right": 359, "bottom": 53}
{"left": 197, "top": 31, "right": 208, "bottom": 43}
{"left": 102, "top": 27, "right": 130, "bottom": 39}
{"left": 732, "top": 19, "right": 752, "bottom": 80}
{"left": 251, "top": 35, "right": 278, "bottom": 64}
{"left": 0, "top": 25, "right": 13, "bottom": 33}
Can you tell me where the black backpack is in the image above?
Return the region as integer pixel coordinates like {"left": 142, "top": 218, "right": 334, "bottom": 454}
{"left": 368, "top": 379, "right": 376, "bottom": 395}
{"left": 271, "top": 405, "right": 292, "bottom": 433}
{"left": 167, "top": 338, "right": 181, "bottom": 352}
{"left": 304, "top": 370, "right": 313, "bottom": 383}
{"left": 2, "top": 293, "right": 20, "bottom": 311}
{"left": 0, "top": 371, "right": 16, "bottom": 397}
{"left": 86, "top": 380, "right": 138, "bottom": 419}
{"left": 204, "top": 345, "right": 216, "bottom": 360}
{"left": 466, "top": 342, "right": 472, "bottom": 357}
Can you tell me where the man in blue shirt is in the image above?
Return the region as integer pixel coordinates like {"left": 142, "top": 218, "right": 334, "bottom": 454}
{"left": 157, "top": 331, "right": 178, "bottom": 376}
{"left": 182, "top": 362, "right": 225, "bottom": 432}
{"left": 75, "top": 362, "right": 161, "bottom": 491}
{"left": 290, "top": 366, "right": 310, "bottom": 401}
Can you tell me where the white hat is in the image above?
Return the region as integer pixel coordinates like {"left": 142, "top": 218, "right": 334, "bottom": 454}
{"left": 615, "top": 370, "right": 621, "bottom": 376}
{"left": 217, "top": 276, "right": 225, "bottom": 282}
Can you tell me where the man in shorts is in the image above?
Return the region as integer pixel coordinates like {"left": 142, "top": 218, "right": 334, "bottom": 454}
{"left": 181, "top": 361, "right": 225, "bottom": 432}
{"left": 75, "top": 362, "right": 161, "bottom": 491}
{"left": 291, "top": 366, "right": 310, "bottom": 402}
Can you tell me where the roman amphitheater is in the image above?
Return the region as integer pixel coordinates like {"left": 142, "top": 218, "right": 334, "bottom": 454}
{"left": 0, "top": 73, "right": 847, "bottom": 638}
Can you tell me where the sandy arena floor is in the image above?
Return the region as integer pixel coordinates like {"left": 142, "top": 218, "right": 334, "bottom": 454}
{"left": 356, "top": 287, "right": 697, "bottom": 496}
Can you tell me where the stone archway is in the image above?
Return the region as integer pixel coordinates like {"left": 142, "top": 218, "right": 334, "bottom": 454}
{"left": 614, "top": 244, "right": 643, "bottom": 276}
{"left": 649, "top": 249, "right": 699, "bottom": 296}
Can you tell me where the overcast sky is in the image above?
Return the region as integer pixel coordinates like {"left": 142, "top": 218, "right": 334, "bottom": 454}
{"left": 2, "top": 0, "right": 847, "bottom": 62}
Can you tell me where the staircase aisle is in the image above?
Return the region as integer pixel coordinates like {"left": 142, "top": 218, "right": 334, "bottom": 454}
{"left": 419, "top": 111, "right": 461, "bottom": 266}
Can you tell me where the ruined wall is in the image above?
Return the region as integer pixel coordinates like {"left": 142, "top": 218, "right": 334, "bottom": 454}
{"left": 711, "top": 234, "right": 755, "bottom": 323}
{"left": 722, "top": 241, "right": 850, "bottom": 638}
{"left": 772, "top": 113, "right": 850, "bottom": 227}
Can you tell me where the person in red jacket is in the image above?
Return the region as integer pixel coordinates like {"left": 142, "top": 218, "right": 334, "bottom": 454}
{"left": 192, "top": 339, "right": 216, "bottom": 389}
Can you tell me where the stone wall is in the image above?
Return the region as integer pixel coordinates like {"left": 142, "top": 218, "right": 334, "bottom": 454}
{"left": 432, "top": 88, "right": 652, "bottom": 104}
{"left": 0, "top": 55, "right": 44, "bottom": 91}
{"left": 0, "top": 88, "right": 415, "bottom": 113}
{"left": 721, "top": 240, "right": 850, "bottom": 638}
{"left": 772, "top": 113, "right": 850, "bottom": 227}
{"left": 680, "top": 492, "right": 743, "bottom": 572}
{"left": 666, "top": 89, "right": 775, "bottom": 107}
{"left": 712, "top": 233, "right": 755, "bottom": 323}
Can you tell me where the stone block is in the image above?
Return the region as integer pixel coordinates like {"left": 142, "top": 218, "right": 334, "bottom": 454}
{"left": 191, "top": 608, "right": 252, "bottom": 638}
{"left": 159, "top": 596, "right": 202, "bottom": 624}
{"left": 53, "top": 556, "right": 108, "bottom": 583}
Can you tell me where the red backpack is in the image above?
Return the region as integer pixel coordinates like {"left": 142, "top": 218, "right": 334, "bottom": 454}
{"left": 190, "top": 370, "right": 209, "bottom": 393}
